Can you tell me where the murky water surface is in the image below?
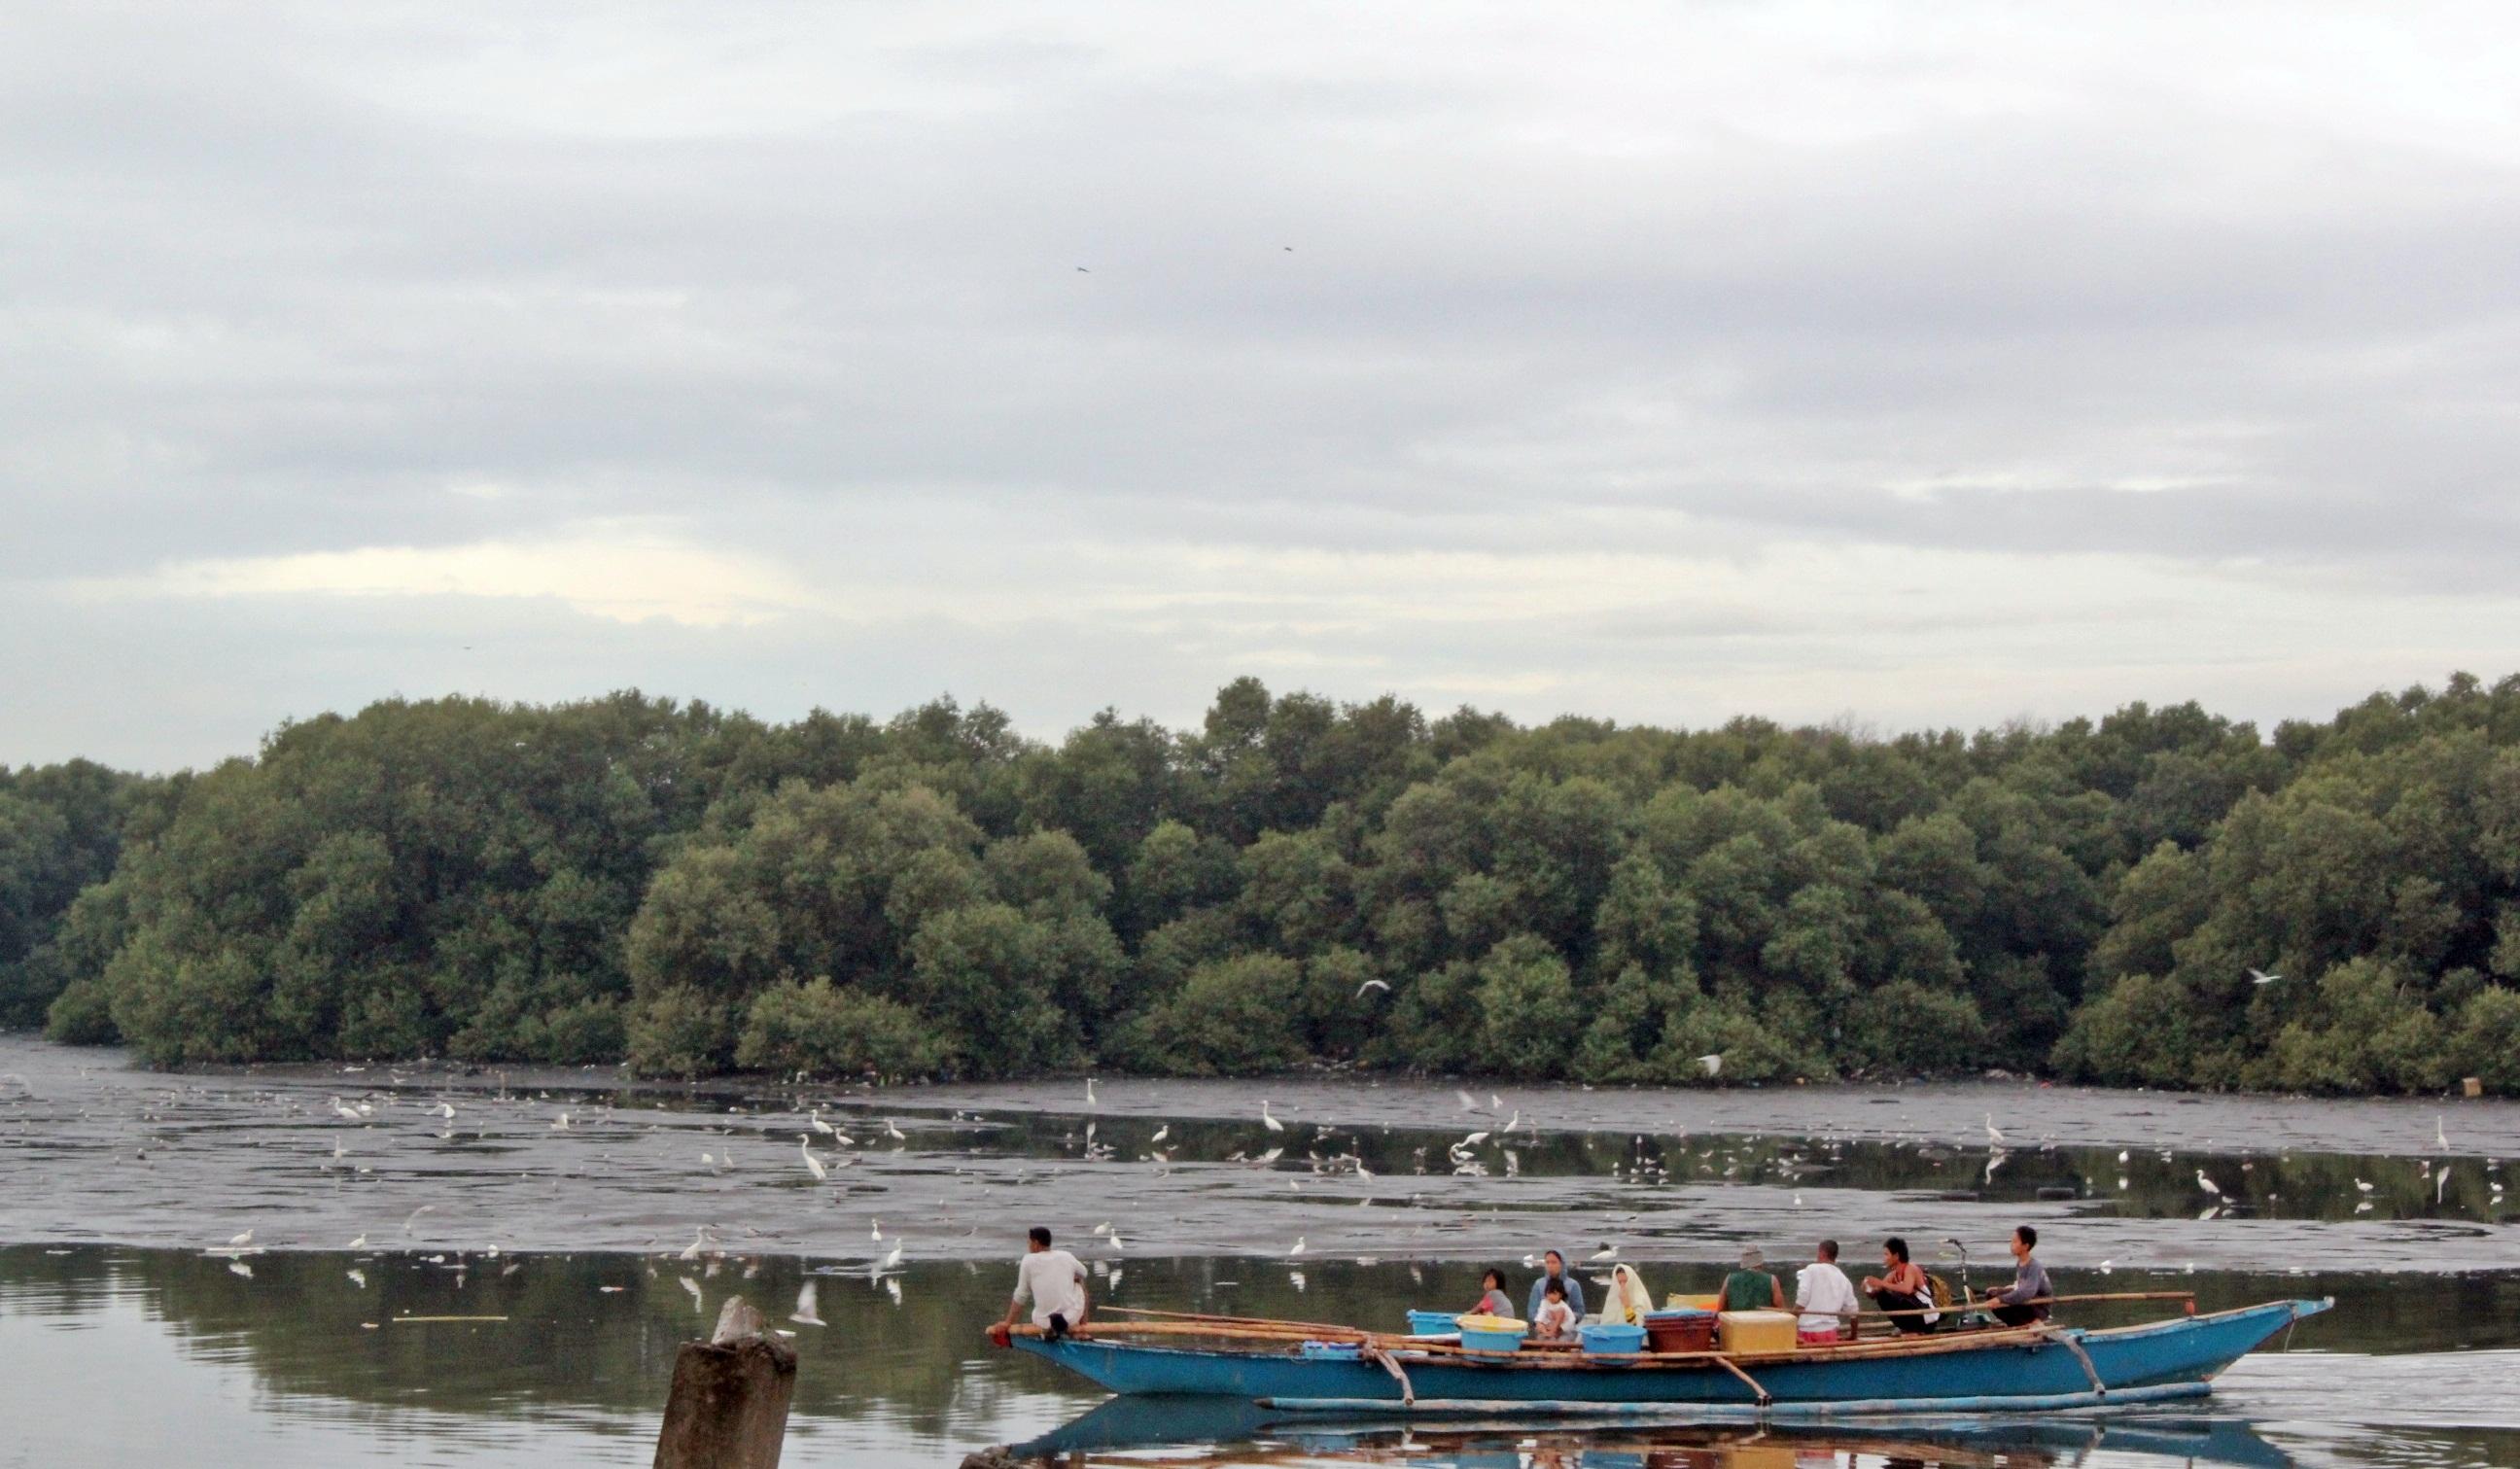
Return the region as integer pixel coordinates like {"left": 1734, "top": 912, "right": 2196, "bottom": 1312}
{"left": 3, "top": 1036, "right": 2518, "bottom": 1466}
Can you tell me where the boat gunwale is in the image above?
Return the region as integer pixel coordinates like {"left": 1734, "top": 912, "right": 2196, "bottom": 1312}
{"left": 1032, "top": 1297, "right": 2325, "bottom": 1375}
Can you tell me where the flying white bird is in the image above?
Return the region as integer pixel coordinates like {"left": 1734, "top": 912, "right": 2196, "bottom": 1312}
{"left": 2249, "top": 968, "right": 2283, "bottom": 986}
{"left": 1455, "top": 1090, "right": 1480, "bottom": 1113}
{"left": 1355, "top": 978, "right": 1390, "bottom": 998}
{"left": 1261, "top": 1102, "right": 1284, "bottom": 1133}
{"left": 1697, "top": 1054, "right": 1723, "bottom": 1078}
{"left": 790, "top": 1281, "right": 825, "bottom": 1326}
{"left": 800, "top": 1137, "right": 827, "bottom": 1182}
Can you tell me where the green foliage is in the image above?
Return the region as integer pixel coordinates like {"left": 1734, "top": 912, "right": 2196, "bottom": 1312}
{"left": 1112, "top": 954, "right": 1307, "bottom": 1075}
{"left": 21, "top": 671, "right": 2520, "bottom": 1094}
{"left": 735, "top": 978, "right": 938, "bottom": 1079}
{"left": 1841, "top": 979, "right": 1991, "bottom": 1075}
{"left": 626, "top": 985, "right": 735, "bottom": 1077}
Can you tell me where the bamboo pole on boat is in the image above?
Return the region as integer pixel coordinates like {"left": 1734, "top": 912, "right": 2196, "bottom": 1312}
{"left": 1856, "top": 1290, "right": 2193, "bottom": 1318}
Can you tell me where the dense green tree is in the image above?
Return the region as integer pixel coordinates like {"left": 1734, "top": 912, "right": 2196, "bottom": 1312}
{"left": 19, "top": 673, "right": 2520, "bottom": 1094}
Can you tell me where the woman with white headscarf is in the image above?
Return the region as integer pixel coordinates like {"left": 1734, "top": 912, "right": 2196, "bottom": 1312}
{"left": 1601, "top": 1262, "right": 1656, "bottom": 1325}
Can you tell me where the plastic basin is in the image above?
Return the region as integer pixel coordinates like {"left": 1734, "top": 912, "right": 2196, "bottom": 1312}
{"left": 1579, "top": 1322, "right": 1647, "bottom": 1354}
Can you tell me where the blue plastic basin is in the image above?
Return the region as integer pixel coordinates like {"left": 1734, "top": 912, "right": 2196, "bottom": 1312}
{"left": 1579, "top": 1321, "right": 1648, "bottom": 1354}
{"left": 1459, "top": 1325, "right": 1526, "bottom": 1352}
{"left": 1406, "top": 1309, "right": 1459, "bottom": 1336}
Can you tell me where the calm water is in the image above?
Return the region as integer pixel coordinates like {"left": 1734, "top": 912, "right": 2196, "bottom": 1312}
{"left": 2, "top": 1246, "right": 2516, "bottom": 1468}
{"left": 5, "top": 1035, "right": 2519, "bottom": 1466}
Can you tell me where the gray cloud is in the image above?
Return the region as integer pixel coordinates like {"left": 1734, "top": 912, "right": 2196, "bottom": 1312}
{"left": 7, "top": 2, "right": 2520, "bottom": 767}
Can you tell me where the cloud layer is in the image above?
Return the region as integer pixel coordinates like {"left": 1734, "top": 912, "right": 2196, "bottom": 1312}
{"left": 8, "top": 2, "right": 2519, "bottom": 768}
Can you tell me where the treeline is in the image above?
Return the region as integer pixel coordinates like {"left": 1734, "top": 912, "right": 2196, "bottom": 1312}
{"left": 6, "top": 675, "right": 2520, "bottom": 1094}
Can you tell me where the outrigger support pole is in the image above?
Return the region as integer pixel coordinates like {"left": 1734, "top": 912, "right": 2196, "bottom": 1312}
{"left": 1709, "top": 1352, "right": 1771, "bottom": 1408}
{"left": 1364, "top": 1345, "right": 1416, "bottom": 1406}
{"left": 2040, "top": 1327, "right": 2107, "bottom": 1398}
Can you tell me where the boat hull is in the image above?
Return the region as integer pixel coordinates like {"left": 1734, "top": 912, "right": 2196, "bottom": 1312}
{"left": 1012, "top": 1298, "right": 2328, "bottom": 1416}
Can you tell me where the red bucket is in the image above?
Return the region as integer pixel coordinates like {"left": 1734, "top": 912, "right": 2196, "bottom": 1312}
{"left": 1644, "top": 1311, "right": 1716, "bottom": 1353}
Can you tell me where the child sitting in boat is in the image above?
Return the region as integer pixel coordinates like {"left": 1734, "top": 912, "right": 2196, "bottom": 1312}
{"left": 1467, "top": 1268, "right": 1514, "bottom": 1319}
{"left": 1530, "top": 1279, "right": 1577, "bottom": 1340}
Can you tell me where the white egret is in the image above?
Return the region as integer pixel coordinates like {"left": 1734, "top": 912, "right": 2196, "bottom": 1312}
{"left": 1697, "top": 1054, "right": 1723, "bottom": 1078}
{"left": 1287, "top": 1237, "right": 1308, "bottom": 1257}
{"left": 800, "top": 1137, "right": 827, "bottom": 1182}
{"left": 1261, "top": 1102, "right": 1284, "bottom": 1133}
{"left": 2195, "top": 1171, "right": 2222, "bottom": 1198}
{"left": 790, "top": 1280, "right": 825, "bottom": 1326}
{"left": 2249, "top": 967, "right": 2282, "bottom": 986}
{"left": 1355, "top": 979, "right": 1390, "bottom": 997}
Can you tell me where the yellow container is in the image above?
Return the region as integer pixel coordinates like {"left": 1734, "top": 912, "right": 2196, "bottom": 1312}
{"left": 1663, "top": 1292, "right": 1721, "bottom": 1312}
{"left": 1716, "top": 1310, "right": 1798, "bottom": 1354}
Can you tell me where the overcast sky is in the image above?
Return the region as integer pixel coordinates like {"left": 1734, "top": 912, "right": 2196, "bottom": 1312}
{"left": 8, "top": 3, "right": 2519, "bottom": 771}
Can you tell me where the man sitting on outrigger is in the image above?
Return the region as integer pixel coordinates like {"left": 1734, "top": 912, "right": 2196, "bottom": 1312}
{"left": 1861, "top": 1236, "right": 1937, "bottom": 1334}
{"left": 1975, "top": 1224, "right": 2054, "bottom": 1327}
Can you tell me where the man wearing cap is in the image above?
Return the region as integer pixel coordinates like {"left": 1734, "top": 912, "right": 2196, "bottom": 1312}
{"left": 1719, "top": 1245, "right": 1787, "bottom": 1312}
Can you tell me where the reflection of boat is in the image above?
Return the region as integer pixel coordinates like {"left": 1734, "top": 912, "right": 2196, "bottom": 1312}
{"left": 1010, "top": 1393, "right": 2295, "bottom": 1467}
{"left": 1009, "top": 1298, "right": 2328, "bottom": 1417}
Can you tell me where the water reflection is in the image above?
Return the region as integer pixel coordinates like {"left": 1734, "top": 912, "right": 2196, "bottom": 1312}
{"left": 1012, "top": 1398, "right": 2297, "bottom": 1468}
{"left": 4, "top": 1246, "right": 2517, "bottom": 1467}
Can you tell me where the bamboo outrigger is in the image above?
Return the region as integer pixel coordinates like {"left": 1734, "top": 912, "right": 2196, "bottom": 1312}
{"left": 995, "top": 1294, "right": 2330, "bottom": 1417}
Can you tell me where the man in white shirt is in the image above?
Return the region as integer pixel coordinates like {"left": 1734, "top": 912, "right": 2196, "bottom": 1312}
{"left": 1794, "top": 1239, "right": 1860, "bottom": 1345}
{"left": 998, "top": 1226, "right": 1089, "bottom": 1339}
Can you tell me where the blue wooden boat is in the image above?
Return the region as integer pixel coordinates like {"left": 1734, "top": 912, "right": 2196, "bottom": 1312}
{"left": 1009, "top": 1297, "right": 2328, "bottom": 1418}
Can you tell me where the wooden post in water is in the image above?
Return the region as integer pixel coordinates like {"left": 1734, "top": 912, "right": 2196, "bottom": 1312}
{"left": 654, "top": 1297, "right": 797, "bottom": 1469}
